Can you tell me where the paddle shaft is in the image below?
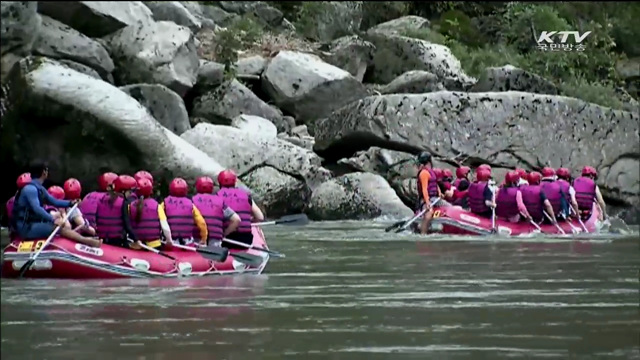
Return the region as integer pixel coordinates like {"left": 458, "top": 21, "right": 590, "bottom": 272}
{"left": 559, "top": 213, "right": 581, "bottom": 233}
{"left": 252, "top": 214, "right": 308, "bottom": 227}
{"left": 129, "top": 239, "right": 177, "bottom": 260}
{"left": 222, "top": 238, "right": 284, "bottom": 258}
{"left": 544, "top": 211, "right": 566, "bottom": 234}
{"left": 569, "top": 206, "right": 589, "bottom": 232}
{"left": 19, "top": 203, "right": 79, "bottom": 277}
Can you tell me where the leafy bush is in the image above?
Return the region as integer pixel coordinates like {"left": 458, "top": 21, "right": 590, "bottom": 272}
{"left": 212, "top": 15, "right": 264, "bottom": 78}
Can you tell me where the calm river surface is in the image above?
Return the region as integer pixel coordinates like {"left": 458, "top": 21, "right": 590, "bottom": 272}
{"left": 1, "top": 222, "right": 639, "bottom": 360}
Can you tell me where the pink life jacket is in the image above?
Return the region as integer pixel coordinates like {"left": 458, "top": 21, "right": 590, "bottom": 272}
{"left": 80, "top": 191, "right": 106, "bottom": 226}
{"left": 495, "top": 186, "right": 519, "bottom": 218}
{"left": 163, "top": 195, "right": 195, "bottom": 239}
{"left": 129, "top": 197, "right": 161, "bottom": 241}
{"left": 572, "top": 176, "right": 596, "bottom": 212}
{"left": 217, "top": 187, "right": 252, "bottom": 233}
{"left": 192, "top": 193, "right": 225, "bottom": 241}
{"left": 556, "top": 179, "right": 571, "bottom": 205}
{"left": 521, "top": 185, "right": 544, "bottom": 222}
{"left": 541, "top": 180, "right": 562, "bottom": 215}
{"left": 468, "top": 181, "right": 490, "bottom": 215}
{"left": 5, "top": 195, "right": 15, "bottom": 222}
{"left": 95, "top": 195, "right": 125, "bottom": 239}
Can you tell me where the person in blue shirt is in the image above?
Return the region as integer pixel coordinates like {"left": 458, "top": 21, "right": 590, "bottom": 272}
{"left": 11, "top": 161, "right": 102, "bottom": 247}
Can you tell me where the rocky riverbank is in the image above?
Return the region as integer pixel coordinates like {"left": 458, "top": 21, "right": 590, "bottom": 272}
{"left": 1, "top": 2, "right": 638, "bottom": 223}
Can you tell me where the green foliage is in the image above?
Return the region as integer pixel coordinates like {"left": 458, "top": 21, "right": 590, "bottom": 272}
{"left": 213, "top": 15, "right": 263, "bottom": 78}
{"left": 361, "top": 1, "right": 411, "bottom": 30}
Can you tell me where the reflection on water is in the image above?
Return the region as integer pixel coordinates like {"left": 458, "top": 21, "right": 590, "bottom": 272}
{"left": 1, "top": 221, "right": 639, "bottom": 360}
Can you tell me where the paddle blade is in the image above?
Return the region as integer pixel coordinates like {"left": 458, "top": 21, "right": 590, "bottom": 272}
{"left": 276, "top": 214, "right": 309, "bottom": 226}
{"left": 230, "top": 252, "right": 264, "bottom": 267}
{"left": 18, "top": 260, "right": 33, "bottom": 278}
{"left": 197, "top": 246, "right": 229, "bottom": 262}
{"left": 385, "top": 220, "right": 405, "bottom": 232}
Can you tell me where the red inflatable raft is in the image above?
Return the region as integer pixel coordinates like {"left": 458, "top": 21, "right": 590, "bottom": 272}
{"left": 1, "top": 227, "right": 269, "bottom": 279}
{"left": 424, "top": 203, "right": 602, "bottom": 236}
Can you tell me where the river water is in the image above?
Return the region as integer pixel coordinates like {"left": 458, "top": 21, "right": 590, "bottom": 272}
{"left": 1, "top": 222, "right": 639, "bottom": 360}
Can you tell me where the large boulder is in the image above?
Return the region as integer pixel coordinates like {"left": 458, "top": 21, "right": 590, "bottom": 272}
{"left": 1, "top": 2, "right": 41, "bottom": 55}
{"left": 236, "top": 55, "right": 268, "bottom": 77}
{"left": 178, "top": 2, "right": 217, "bottom": 29}
{"left": 297, "top": 2, "right": 363, "bottom": 42}
{"left": 1, "top": 57, "right": 225, "bottom": 194}
{"left": 242, "top": 167, "right": 308, "bottom": 218}
{"left": 33, "top": 15, "right": 114, "bottom": 79}
{"left": 379, "top": 70, "right": 444, "bottom": 94}
{"left": 37, "top": 1, "right": 154, "bottom": 38}
{"left": 192, "top": 79, "right": 285, "bottom": 130}
{"left": 262, "top": 51, "right": 367, "bottom": 123}
{"left": 367, "top": 16, "right": 430, "bottom": 36}
{"left": 307, "top": 172, "right": 412, "bottom": 220}
{"left": 181, "top": 123, "right": 332, "bottom": 214}
{"left": 105, "top": 21, "right": 199, "bottom": 96}
{"left": 231, "top": 114, "right": 277, "bottom": 138}
{"left": 470, "top": 65, "right": 559, "bottom": 94}
{"left": 318, "top": 35, "right": 375, "bottom": 82}
{"left": 58, "top": 59, "right": 103, "bottom": 80}
{"left": 365, "top": 16, "right": 475, "bottom": 88}
{"left": 194, "top": 59, "right": 225, "bottom": 93}
{"left": 144, "top": 2, "right": 201, "bottom": 31}
{"left": 1, "top": 53, "right": 24, "bottom": 82}
{"left": 313, "top": 92, "right": 640, "bottom": 209}
{"left": 119, "top": 84, "right": 191, "bottom": 135}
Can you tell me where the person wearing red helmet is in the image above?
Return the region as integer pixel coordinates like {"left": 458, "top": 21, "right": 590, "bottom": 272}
{"left": 520, "top": 171, "right": 557, "bottom": 224}
{"left": 128, "top": 177, "right": 172, "bottom": 249}
{"left": 11, "top": 161, "right": 101, "bottom": 247}
{"left": 573, "top": 166, "right": 607, "bottom": 221}
{"left": 80, "top": 172, "right": 118, "bottom": 227}
{"left": 160, "top": 177, "right": 208, "bottom": 246}
{"left": 540, "top": 167, "right": 566, "bottom": 222}
{"left": 216, "top": 169, "right": 264, "bottom": 247}
{"left": 192, "top": 176, "right": 242, "bottom": 247}
{"left": 454, "top": 166, "right": 471, "bottom": 188}
{"left": 438, "top": 169, "right": 456, "bottom": 201}
{"left": 555, "top": 167, "right": 580, "bottom": 217}
{"left": 5, "top": 173, "right": 31, "bottom": 227}
{"left": 95, "top": 174, "right": 139, "bottom": 247}
{"left": 62, "top": 178, "right": 97, "bottom": 236}
{"left": 468, "top": 167, "right": 496, "bottom": 218}
{"left": 134, "top": 170, "right": 153, "bottom": 183}
{"left": 450, "top": 166, "right": 471, "bottom": 209}
{"left": 414, "top": 152, "right": 441, "bottom": 235}
{"left": 45, "top": 186, "right": 74, "bottom": 230}
{"left": 495, "top": 171, "right": 531, "bottom": 222}
{"left": 515, "top": 168, "right": 529, "bottom": 186}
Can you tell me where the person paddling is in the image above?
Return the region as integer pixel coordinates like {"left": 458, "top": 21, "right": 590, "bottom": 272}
{"left": 540, "top": 167, "right": 567, "bottom": 222}
{"left": 216, "top": 170, "right": 264, "bottom": 248}
{"left": 515, "top": 168, "right": 529, "bottom": 186}
{"left": 129, "top": 177, "right": 171, "bottom": 249}
{"left": 63, "top": 178, "right": 96, "bottom": 236}
{"left": 11, "top": 161, "right": 101, "bottom": 247}
{"left": 95, "top": 175, "right": 137, "bottom": 247}
{"left": 80, "top": 172, "right": 118, "bottom": 227}
{"left": 46, "top": 186, "right": 72, "bottom": 229}
{"left": 414, "top": 152, "right": 441, "bottom": 235}
{"left": 193, "top": 176, "right": 242, "bottom": 247}
{"left": 467, "top": 167, "right": 495, "bottom": 218}
{"left": 161, "top": 178, "right": 207, "bottom": 246}
{"left": 521, "top": 172, "right": 557, "bottom": 224}
{"left": 555, "top": 167, "right": 580, "bottom": 217}
{"left": 573, "top": 166, "right": 608, "bottom": 221}
{"left": 495, "top": 171, "right": 531, "bottom": 223}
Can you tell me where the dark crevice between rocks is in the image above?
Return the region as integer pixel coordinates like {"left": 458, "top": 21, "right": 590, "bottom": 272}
{"left": 314, "top": 131, "right": 424, "bottom": 166}
{"left": 238, "top": 162, "right": 307, "bottom": 185}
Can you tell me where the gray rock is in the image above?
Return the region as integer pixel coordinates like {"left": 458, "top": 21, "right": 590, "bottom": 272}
{"left": 277, "top": 133, "right": 315, "bottom": 151}
{"left": 241, "top": 166, "right": 309, "bottom": 217}
{"left": 365, "top": 16, "right": 475, "bottom": 87}
{"left": 380, "top": 70, "right": 444, "bottom": 94}
{"left": 616, "top": 57, "right": 640, "bottom": 81}
{"left": 33, "top": 15, "right": 115, "bottom": 79}
{"left": 390, "top": 178, "right": 416, "bottom": 209}
{"left": 1, "top": 2, "right": 40, "bottom": 55}
{"left": 231, "top": 114, "right": 277, "bottom": 138}
{"left": 1, "top": 53, "right": 23, "bottom": 82}
{"left": 367, "top": 15, "right": 430, "bottom": 36}
{"left": 119, "top": 84, "right": 191, "bottom": 135}
{"left": 312, "top": 91, "right": 640, "bottom": 208}
{"left": 37, "top": 1, "right": 153, "bottom": 38}
{"left": 144, "top": 1, "right": 201, "bottom": 31}
{"left": 290, "top": 124, "right": 311, "bottom": 137}
{"left": 307, "top": 172, "right": 412, "bottom": 220}
{"left": 249, "top": 2, "right": 284, "bottom": 28}
{"left": 298, "top": 2, "right": 363, "bottom": 42}
{"left": 470, "top": 65, "right": 559, "bottom": 94}
{"left": 58, "top": 59, "right": 102, "bottom": 80}
{"left": 193, "top": 79, "right": 284, "bottom": 129}
{"left": 199, "top": 4, "right": 237, "bottom": 27}
{"left": 196, "top": 60, "right": 225, "bottom": 92}
{"left": 262, "top": 51, "right": 367, "bottom": 123}
{"left": 218, "top": 1, "right": 255, "bottom": 14}
{"left": 319, "top": 35, "right": 375, "bottom": 82}
{"left": 105, "top": 21, "right": 199, "bottom": 97}
{"left": 181, "top": 123, "right": 332, "bottom": 191}
{"left": 236, "top": 55, "right": 268, "bottom": 77}
{"left": 2, "top": 57, "right": 225, "bottom": 192}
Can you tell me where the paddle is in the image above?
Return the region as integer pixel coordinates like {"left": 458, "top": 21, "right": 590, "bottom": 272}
{"left": 19, "top": 203, "right": 79, "bottom": 277}
{"left": 559, "top": 213, "right": 580, "bottom": 234}
{"left": 569, "top": 206, "right": 589, "bottom": 232}
{"left": 528, "top": 218, "right": 543, "bottom": 233}
{"left": 543, "top": 211, "right": 566, "bottom": 235}
{"left": 253, "top": 214, "right": 309, "bottom": 227}
{"left": 385, "top": 197, "right": 438, "bottom": 233}
{"left": 222, "top": 238, "right": 285, "bottom": 258}
{"left": 168, "top": 241, "right": 263, "bottom": 267}
{"left": 129, "top": 238, "right": 178, "bottom": 261}
{"left": 489, "top": 183, "right": 498, "bottom": 234}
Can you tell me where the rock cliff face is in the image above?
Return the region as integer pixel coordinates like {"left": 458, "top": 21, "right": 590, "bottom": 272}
{"left": 1, "top": 2, "right": 637, "bottom": 223}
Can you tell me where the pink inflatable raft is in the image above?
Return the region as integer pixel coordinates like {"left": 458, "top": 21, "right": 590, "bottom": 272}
{"left": 1, "top": 227, "right": 270, "bottom": 279}
{"left": 418, "top": 203, "right": 602, "bottom": 236}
